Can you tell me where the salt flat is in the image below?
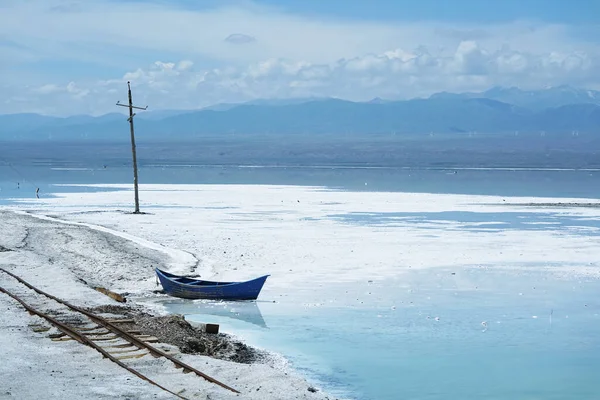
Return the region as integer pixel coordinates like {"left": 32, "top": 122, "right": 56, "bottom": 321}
{"left": 8, "top": 184, "right": 600, "bottom": 286}
{"left": 0, "top": 209, "right": 334, "bottom": 400}
{"left": 2, "top": 184, "right": 600, "bottom": 399}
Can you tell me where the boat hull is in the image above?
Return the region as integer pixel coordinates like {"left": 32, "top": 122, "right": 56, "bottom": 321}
{"left": 155, "top": 268, "right": 269, "bottom": 300}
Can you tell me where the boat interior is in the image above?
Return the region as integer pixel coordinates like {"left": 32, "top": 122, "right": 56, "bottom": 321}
{"left": 171, "top": 277, "right": 233, "bottom": 286}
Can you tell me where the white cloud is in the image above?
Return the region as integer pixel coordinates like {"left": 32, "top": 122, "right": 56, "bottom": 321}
{"left": 0, "top": 0, "right": 596, "bottom": 67}
{"left": 3, "top": 39, "right": 598, "bottom": 116}
{"left": 0, "top": 1, "right": 599, "bottom": 115}
{"left": 34, "top": 84, "right": 62, "bottom": 95}
{"left": 224, "top": 33, "right": 256, "bottom": 45}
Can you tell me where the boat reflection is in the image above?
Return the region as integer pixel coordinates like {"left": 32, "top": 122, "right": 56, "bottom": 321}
{"left": 160, "top": 299, "right": 268, "bottom": 328}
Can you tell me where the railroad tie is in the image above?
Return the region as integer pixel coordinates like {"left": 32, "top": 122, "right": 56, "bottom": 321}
{"left": 83, "top": 330, "right": 112, "bottom": 337}
{"left": 76, "top": 325, "right": 104, "bottom": 332}
{"left": 115, "top": 352, "right": 150, "bottom": 361}
{"left": 109, "top": 348, "right": 143, "bottom": 355}
{"left": 102, "top": 343, "right": 136, "bottom": 349}
{"left": 0, "top": 268, "right": 240, "bottom": 395}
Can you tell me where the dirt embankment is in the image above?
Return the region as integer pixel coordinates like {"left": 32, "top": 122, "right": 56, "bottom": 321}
{"left": 88, "top": 304, "right": 267, "bottom": 364}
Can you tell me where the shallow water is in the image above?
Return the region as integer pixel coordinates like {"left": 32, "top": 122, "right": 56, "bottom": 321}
{"left": 326, "top": 211, "right": 600, "bottom": 236}
{"left": 2, "top": 164, "right": 600, "bottom": 204}
{"left": 158, "top": 267, "right": 600, "bottom": 400}
{"left": 2, "top": 164, "right": 600, "bottom": 399}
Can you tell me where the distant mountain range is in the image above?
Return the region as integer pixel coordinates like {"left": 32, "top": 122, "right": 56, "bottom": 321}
{"left": 1, "top": 86, "right": 599, "bottom": 141}
{"left": 429, "top": 85, "right": 600, "bottom": 111}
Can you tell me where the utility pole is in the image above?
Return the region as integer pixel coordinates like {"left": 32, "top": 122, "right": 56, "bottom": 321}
{"left": 117, "top": 81, "right": 147, "bottom": 214}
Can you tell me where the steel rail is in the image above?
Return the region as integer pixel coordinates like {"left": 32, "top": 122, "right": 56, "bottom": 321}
{"left": 0, "top": 267, "right": 239, "bottom": 395}
{"left": 0, "top": 286, "right": 187, "bottom": 400}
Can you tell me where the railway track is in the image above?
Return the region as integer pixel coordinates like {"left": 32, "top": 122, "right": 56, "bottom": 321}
{"left": 0, "top": 267, "right": 239, "bottom": 399}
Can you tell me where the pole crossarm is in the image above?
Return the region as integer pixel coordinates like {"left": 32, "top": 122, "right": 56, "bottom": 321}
{"left": 116, "top": 101, "right": 148, "bottom": 111}
{"left": 116, "top": 81, "right": 147, "bottom": 214}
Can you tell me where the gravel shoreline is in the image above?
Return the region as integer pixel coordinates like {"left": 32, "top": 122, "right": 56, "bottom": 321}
{"left": 88, "top": 304, "right": 268, "bottom": 364}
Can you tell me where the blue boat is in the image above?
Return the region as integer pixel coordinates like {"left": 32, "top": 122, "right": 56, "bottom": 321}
{"left": 155, "top": 268, "right": 269, "bottom": 300}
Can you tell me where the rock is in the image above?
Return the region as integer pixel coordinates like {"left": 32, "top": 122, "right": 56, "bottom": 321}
{"left": 182, "top": 338, "right": 206, "bottom": 353}
{"left": 168, "top": 315, "right": 191, "bottom": 329}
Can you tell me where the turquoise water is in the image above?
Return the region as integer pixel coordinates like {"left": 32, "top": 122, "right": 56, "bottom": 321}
{"left": 2, "top": 163, "right": 600, "bottom": 399}
{"left": 325, "top": 211, "right": 600, "bottom": 235}
{"left": 161, "top": 267, "right": 600, "bottom": 400}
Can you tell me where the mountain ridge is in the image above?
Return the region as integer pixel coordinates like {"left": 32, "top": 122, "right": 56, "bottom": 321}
{"left": 1, "top": 86, "right": 599, "bottom": 141}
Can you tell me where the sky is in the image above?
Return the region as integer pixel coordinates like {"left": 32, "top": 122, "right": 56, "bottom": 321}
{"left": 1, "top": 0, "right": 599, "bottom": 116}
